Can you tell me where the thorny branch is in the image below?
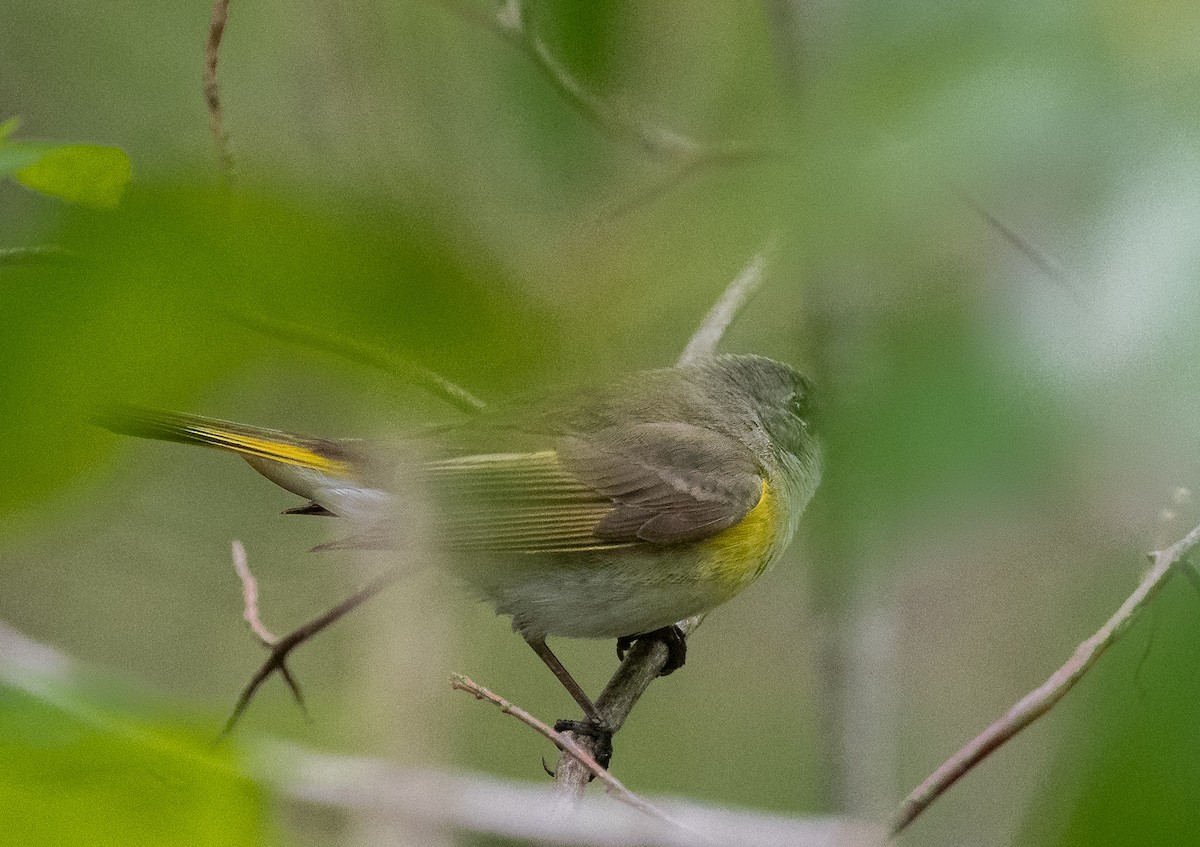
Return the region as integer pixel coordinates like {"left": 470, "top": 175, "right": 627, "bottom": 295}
{"left": 204, "top": 0, "right": 235, "bottom": 182}
{"left": 889, "top": 520, "right": 1200, "bottom": 837}
{"left": 221, "top": 541, "right": 401, "bottom": 737}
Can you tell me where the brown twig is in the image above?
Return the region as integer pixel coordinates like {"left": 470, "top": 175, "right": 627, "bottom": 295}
{"left": 889, "top": 520, "right": 1200, "bottom": 837}
{"left": 450, "top": 674, "right": 692, "bottom": 833}
{"left": 220, "top": 541, "right": 402, "bottom": 738}
{"left": 204, "top": 0, "right": 235, "bottom": 182}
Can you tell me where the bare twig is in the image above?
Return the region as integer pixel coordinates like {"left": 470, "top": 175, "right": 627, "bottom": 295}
{"left": 449, "top": 673, "right": 690, "bottom": 832}
{"left": 443, "top": 1, "right": 780, "bottom": 166}
{"left": 552, "top": 615, "right": 707, "bottom": 797}
{"left": 220, "top": 541, "right": 402, "bottom": 737}
{"left": 204, "top": 0, "right": 235, "bottom": 182}
{"left": 232, "top": 539, "right": 278, "bottom": 644}
{"left": 229, "top": 310, "right": 487, "bottom": 415}
{"left": 889, "top": 520, "right": 1200, "bottom": 837}
{"left": 444, "top": 0, "right": 695, "bottom": 158}
{"left": 958, "top": 192, "right": 1079, "bottom": 302}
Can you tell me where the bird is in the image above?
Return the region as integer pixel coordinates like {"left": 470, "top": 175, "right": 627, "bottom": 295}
{"left": 100, "top": 352, "right": 821, "bottom": 756}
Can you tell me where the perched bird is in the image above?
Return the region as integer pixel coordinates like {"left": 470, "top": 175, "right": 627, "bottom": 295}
{"left": 102, "top": 353, "right": 821, "bottom": 753}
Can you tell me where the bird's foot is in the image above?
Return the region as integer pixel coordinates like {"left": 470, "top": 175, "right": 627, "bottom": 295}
{"left": 615, "top": 624, "right": 687, "bottom": 676}
{"left": 553, "top": 718, "right": 614, "bottom": 770}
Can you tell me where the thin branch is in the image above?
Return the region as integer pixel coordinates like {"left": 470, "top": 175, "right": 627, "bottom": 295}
{"left": 444, "top": 0, "right": 695, "bottom": 159}
{"left": 204, "top": 0, "right": 235, "bottom": 182}
{"left": 596, "top": 145, "right": 784, "bottom": 224}
{"left": 958, "top": 192, "right": 1079, "bottom": 302}
{"left": 450, "top": 673, "right": 689, "bottom": 832}
{"left": 220, "top": 541, "right": 402, "bottom": 738}
{"left": 229, "top": 310, "right": 487, "bottom": 415}
{"left": 443, "top": 0, "right": 778, "bottom": 164}
{"left": 232, "top": 539, "right": 277, "bottom": 644}
{"left": 889, "top": 520, "right": 1200, "bottom": 837}
{"left": 552, "top": 615, "right": 707, "bottom": 798}
{"left": 678, "top": 239, "right": 776, "bottom": 365}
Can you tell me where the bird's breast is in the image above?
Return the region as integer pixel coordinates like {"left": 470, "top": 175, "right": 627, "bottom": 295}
{"left": 700, "top": 478, "right": 786, "bottom": 599}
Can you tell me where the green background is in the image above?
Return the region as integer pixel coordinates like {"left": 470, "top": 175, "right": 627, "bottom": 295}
{"left": 4, "top": 1, "right": 1200, "bottom": 845}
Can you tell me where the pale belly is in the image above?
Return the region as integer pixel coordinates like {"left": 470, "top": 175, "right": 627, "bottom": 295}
{"left": 453, "top": 473, "right": 796, "bottom": 639}
{"left": 471, "top": 511, "right": 787, "bottom": 639}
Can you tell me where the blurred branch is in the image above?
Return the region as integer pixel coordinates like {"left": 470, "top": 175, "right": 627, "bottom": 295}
{"left": 204, "top": 0, "right": 235, "bottom": 182}
{"left": 258, "top": 740, "right": 881, "bottom": 847}
{"left": 679, "top": 241, "right": 776, "bottom": 364}
{"left": 450, "top": 674, "right": 686, "bottom": 830}
{"left": 0, "top": 622, "right": 878, "bottom": 846}
{"left": 890, "top": 520, "right": 1200, "bottom": 837}
{"left": 442, "top": 0, "right": 782, "bottom": 220}
{"left": 221, "top": 541, "right": 402, "bottom": 737}
{"left": 958, "top": 192, "right": 1079, "bottom": 302}
{"left": 0, "top": 245, "right": 73, "bottom": 268}
{"left": 230, "top": 310, "right": 487, "bottom": 415}
{"left": 443, "top": 0, "right": 697, "bottom": 158}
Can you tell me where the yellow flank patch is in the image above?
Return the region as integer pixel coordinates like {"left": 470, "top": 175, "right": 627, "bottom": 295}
{"left": 703, "top": 479, "right": 779, "bottom": 594}
{"left": 189, "top": 426, "right": 352, "bottom": 476}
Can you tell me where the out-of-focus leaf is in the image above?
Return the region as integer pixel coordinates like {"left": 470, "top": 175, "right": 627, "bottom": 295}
{"left": 0, "top": 667, "right": 265, "bottom": 847}
{"left": 0, "top": 183, "right": 550, "bottom": 524}
{"left": 0, "top": 116, "right": 20, "bottom": 143}
{"left": 0, "top": 142, "right": 46, "bottom": 177}
{"left": 12, "top": 143, "right": 132, "bottom": 208}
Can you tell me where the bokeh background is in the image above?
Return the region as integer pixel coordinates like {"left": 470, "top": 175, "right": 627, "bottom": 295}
{"left": 4, "top": 1, "right": 1200, "bottom": 845}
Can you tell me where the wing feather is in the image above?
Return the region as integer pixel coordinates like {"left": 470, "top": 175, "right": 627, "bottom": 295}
{"left": 427, "top": 423, "right": 765, "bottom": 553}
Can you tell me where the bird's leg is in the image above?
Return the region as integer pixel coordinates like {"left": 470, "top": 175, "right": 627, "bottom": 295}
{"left": 615, "top": 624, "right": 687, "bottom": 676}
{"left": 524, "top": 635, "right": 614, "bottom": 768}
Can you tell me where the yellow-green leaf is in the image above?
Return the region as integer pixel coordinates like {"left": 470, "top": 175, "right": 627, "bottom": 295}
{"left": 14, "top": 144, "right": 131, "bottom": 208}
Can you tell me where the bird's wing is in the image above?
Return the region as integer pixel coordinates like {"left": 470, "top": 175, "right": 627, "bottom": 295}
{"left": 425, "top": 422, "right": 764, "bottom": 553}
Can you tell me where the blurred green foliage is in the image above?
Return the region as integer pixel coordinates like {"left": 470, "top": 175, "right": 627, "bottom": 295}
{"left": 4, "top": 1, "right": 1200, "bottom": 846}
{"left": 1, "top": 665, "right": 264, "bottom": 846}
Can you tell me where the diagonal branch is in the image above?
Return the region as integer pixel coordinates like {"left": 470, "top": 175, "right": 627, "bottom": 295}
{"left": 889, "top": 520, "right": 1200, "bottom": 837}
{"left": 441, "top": 0, "right": 783, "bottom": 220}
{"left": 229, "top": 310, "right": 487, "bottom": 415}
{"left": 220, "top": 541, "right": 402, "bottom": 738}
{"left": 450, "top": 673, "right": 692, "bottom": 833}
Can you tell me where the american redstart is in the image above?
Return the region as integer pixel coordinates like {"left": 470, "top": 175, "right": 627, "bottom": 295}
{"left": 101, "top": 353, "right": 820, "bottom": 744}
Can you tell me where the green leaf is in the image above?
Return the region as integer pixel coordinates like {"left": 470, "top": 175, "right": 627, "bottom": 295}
{"left": 13, "top": 144, "right": 131, "bottom": 208}
{"left": 0, "top": 116, "right": 20, "bottom": 143}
